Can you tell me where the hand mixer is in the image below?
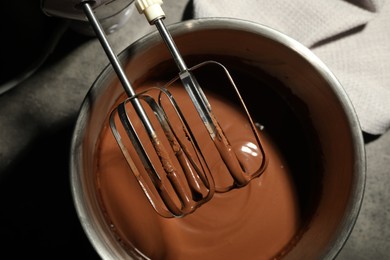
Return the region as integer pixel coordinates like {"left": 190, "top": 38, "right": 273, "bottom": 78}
{"left": 42, "top": 0, "right": 267, "bottom": 218}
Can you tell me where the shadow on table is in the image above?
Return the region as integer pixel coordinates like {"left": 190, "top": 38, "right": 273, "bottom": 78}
{"left": 0, "top": 123, "right": 100, "bottom": 258}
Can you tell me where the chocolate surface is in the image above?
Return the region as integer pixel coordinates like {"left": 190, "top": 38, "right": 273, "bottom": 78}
{"left": 93, "top": 65, "right": 318, "bottom": 258}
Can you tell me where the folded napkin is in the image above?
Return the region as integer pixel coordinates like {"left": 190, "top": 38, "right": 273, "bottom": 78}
{"left": 192, "top": 0, "right": 390, "bottom": 135}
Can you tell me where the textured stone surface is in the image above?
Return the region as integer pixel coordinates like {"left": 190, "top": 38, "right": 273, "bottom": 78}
{"left": 0, "top": 0, "right": 388, "bottom": 258}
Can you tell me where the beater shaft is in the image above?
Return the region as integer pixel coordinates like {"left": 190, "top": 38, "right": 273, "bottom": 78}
{"left": 82, "top": 1, "right": 155, "bottom": 136}
{"left": 153, "top": 19, "right": 218, "bottom": 138}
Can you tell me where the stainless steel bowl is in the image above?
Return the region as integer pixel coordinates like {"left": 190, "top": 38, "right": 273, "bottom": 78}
{"left": 70, "top": 18, "right": 366, "bottom": 259}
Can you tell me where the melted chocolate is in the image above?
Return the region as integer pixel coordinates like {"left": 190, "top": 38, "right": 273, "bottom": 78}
{"left": 93, "top": 61, "right": 322, "bottom": 259}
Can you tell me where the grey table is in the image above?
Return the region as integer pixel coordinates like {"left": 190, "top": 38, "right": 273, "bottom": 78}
{"left": 0, "top": 0, "right": 388, "bottom": 258}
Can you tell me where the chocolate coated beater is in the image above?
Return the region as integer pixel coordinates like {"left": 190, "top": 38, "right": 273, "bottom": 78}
{"left": 111, "top": 0, "right": 268, "bottom": 217}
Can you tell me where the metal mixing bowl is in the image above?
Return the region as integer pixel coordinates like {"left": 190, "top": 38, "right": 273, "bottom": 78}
{"left": 70, "top": 18, "right": 365, "bottom": 259}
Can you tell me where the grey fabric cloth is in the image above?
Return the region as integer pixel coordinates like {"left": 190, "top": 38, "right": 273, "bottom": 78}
{"left": 193, "top": 0, "right": 390, "bottom": 135}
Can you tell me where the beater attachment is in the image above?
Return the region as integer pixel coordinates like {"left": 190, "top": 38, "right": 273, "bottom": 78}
{"left": 82, "top": 0, "right": 267, "bottom": 218}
